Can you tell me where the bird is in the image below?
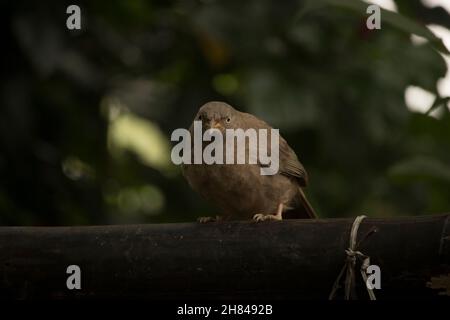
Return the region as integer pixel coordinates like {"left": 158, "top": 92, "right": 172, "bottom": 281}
{"left": 182, "top": 101, "right": 317, "bottom": 222}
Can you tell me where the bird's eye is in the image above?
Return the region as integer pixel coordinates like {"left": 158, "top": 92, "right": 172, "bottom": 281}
{"left": 198, "top": 115, "right": 202, "bottom": 121}
{"left": 226, "top": 117, "right": 231, "bottom": 123}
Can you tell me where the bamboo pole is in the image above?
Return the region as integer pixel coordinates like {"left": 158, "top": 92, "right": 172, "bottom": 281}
{"left": 0, "top": 215, "right": 449, "bottom": 299}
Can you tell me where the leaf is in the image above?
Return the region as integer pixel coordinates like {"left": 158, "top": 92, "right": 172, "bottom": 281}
{"left": 426, "top": 96, "right": 450, "bottom": 115}
{"left": 297, "top": 0, "right": 449, "bottom": 54}
{"left": 388, "top": 156, "right": 450, "bottom": 183}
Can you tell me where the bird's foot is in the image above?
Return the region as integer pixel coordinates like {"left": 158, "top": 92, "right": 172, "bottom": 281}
{"left": 197, "top": 215, "right": 222, "bottom": 223}
{"left": 253, "top": 203, "right": 284, "bottom": 222}
{"left": 253, "top": 213, "right": 282, "bottom": 222}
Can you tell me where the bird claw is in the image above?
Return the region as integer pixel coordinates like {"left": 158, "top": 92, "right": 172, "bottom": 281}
{"left": 253, "top": 213, "right": 282, "bottom": 222}
{"left": 197, "top": 216, "right": 222, "bottom": 223}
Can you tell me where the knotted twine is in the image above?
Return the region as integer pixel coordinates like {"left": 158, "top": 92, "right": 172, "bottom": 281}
{"left": 329, "top": 215, "right": 378, "bottom": 300}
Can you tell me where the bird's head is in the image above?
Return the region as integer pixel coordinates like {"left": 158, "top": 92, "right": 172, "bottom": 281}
{"left": 193, "top": 101, "right": 238, "bottom": 133}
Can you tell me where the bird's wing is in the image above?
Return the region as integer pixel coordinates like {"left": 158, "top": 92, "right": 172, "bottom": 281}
{"left": 240, "top": 112, "right": 308, "bottom": 186}
{"left": 279, "top": 137, "right": 308, "bottom": 186}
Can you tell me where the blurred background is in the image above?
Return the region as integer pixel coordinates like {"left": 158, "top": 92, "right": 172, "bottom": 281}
{"left": 1, "top": 0, "right": 450, "bottom": 225}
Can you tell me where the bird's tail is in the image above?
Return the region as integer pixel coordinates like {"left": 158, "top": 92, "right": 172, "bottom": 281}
{"left": 297, "top": 187, "right": 317, "bottom": 219}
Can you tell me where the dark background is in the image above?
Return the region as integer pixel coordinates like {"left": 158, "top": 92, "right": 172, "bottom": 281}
{"left": 1, "top": 0, "right": 449, "bottom": 225}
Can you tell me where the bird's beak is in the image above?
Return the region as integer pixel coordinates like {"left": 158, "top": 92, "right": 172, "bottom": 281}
{"left": 209, "top": 120, "right": 223, "bottom": 130}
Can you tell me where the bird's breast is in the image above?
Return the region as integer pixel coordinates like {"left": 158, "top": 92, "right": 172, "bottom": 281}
{"left": 183, "top": 162, "right": 297, "bottom": 218}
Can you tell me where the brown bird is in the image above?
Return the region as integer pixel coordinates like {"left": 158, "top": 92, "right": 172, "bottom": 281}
{"left": 182, "top": 101, "right": 317, "bottom": 222}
